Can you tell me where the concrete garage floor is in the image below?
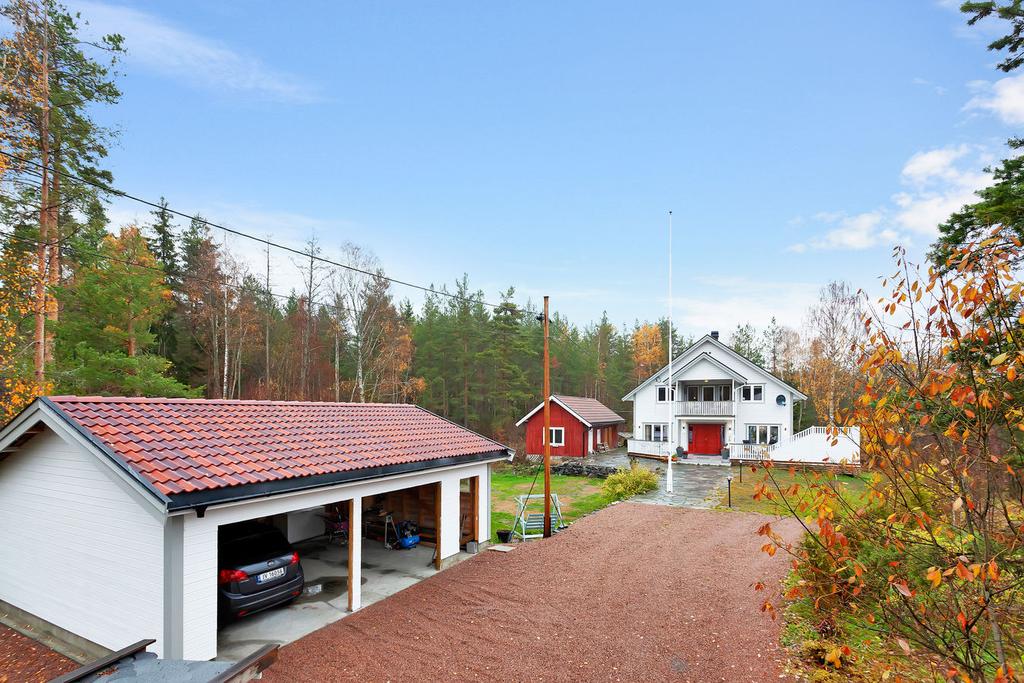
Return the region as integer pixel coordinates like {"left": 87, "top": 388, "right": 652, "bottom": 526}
{"left": 216, "top": 538, "right": 469, "bottom": 661}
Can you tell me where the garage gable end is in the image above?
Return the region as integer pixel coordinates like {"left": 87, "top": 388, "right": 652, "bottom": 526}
{"left": 0, "top": 399, "right": 169, "bottom": 515}
{"left": 0, "top": 424, "right": 166, "bottom": 655}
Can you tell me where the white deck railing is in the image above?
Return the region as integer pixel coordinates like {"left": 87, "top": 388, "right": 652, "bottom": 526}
{"left": 727, "top": 426, "right": 860, "bottom": 465}
{"left": 626, "top": 439, "right": 674, "bottom": 458}
{"left": 674, "top": 400, "right": 735, "bottom": 416}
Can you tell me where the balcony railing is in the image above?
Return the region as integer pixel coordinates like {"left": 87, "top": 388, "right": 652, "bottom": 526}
{"left": 675, "top": 400, "right": 735, "bottom": 416}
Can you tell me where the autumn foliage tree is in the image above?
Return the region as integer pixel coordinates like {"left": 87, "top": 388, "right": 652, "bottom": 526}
{"left": 631, "top": 323, "right": 662, "bottom": 384}
{"left": 758, "top": 237, "right": 1024, "bottom": 681}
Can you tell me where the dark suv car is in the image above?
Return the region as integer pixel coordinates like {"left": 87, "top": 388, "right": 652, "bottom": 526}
{"left": 218, "top": 521, "right": 304, "bottom": 620}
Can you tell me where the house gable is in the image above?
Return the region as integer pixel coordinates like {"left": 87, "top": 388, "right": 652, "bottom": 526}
{"left": 622, "top": 335, "right": 807, "bottom": 401}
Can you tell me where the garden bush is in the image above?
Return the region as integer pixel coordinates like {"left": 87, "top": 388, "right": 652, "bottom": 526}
{"left": 602, "top": 461, "right": 658, "bottom": 500}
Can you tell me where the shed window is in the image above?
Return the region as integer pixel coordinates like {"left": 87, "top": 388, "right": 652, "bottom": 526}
{"left": 547, "top": 427, "right": 564, "bottom": 447}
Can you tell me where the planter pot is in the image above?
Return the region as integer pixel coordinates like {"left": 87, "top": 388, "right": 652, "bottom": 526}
{"left": 496, "top": 530, "right": 512, "bottom": 543}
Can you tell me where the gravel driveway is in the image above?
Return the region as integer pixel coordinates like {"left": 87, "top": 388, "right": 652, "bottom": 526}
{"left": 262, "top": 503, "right": 799, "bottom": 682}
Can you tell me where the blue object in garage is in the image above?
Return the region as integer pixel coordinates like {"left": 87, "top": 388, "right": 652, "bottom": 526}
{"left": 397, "top": 534, "right": 420, "bottom": 549}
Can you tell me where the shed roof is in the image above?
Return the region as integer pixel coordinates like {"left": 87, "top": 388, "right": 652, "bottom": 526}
{"left": 515, "top": 395, "right": 625, "bottom": 428}
{"left": 21, "top": 397, "right": 510, "bottom": 509}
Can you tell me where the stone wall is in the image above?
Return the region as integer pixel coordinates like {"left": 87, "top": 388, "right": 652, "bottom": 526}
{"left": 551, "top": 462, "right": 619, "bottom": 479}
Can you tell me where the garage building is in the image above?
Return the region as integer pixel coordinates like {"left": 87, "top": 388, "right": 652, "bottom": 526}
{"left": 0, "top": 396, "right": 510, "bottom": 661}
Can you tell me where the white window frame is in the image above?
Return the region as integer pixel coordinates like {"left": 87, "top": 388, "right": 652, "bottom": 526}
{"left": 546, "top": 427, "right": 564, "bottom": 447}
{"left": 745, "top": 424, "right": 780, "bottom": 445}
{"left": 741, "top": 384, "right": 765, "bottom": 402}
{"left": 656, "top": 385, "right": 676, "bottom": 403}
{"left": 644, "top": 423, "right": 669, "bottom": 442}
{"left": 720, "top": 384, "right": 732, "bottom": 401}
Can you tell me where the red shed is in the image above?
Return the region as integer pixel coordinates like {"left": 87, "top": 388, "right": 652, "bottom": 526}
{"left": 515, "top": 395, "right": 626, "bottom": 458}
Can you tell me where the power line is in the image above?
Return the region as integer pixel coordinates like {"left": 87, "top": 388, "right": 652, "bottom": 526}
{"left": 0, "top": 150, "right": 502, "bottom": 309}
{"left": 0, "top": 159, "right": 601, "bottom": 354}
{"left": 0, "top": 228, "right": 360, "bottom": 318}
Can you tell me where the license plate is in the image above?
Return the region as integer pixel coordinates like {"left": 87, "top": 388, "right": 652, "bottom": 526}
{"left": 256, "top": 567, "right": 286, "bottom": 584}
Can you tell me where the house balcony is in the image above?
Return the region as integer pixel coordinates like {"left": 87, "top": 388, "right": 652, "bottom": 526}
{"left": 674, "top": 400, "right": 735, "bottom": 417}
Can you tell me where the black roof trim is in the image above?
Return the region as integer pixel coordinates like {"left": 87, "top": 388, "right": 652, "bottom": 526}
{"left": 165, "top": 449, "right": 509, "bottom": 512}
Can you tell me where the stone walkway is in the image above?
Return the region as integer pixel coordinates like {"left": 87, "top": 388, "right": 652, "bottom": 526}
{"left": 581, "top": 448, "right": 732, "bottom": 508}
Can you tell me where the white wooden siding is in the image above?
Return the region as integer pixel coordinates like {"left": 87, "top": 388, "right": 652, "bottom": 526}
{"left": 630, "top": 338, "right": 797, "bottom": 444}
{"left": 0, "top": 429, "right": 165, "bottom": 655}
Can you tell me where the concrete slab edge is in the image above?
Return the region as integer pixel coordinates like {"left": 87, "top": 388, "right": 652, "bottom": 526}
{"left": 0, "top": 598, "right": 111, "bottom": 664}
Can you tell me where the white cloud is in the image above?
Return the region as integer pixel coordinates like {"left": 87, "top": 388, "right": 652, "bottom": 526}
{"left": 72, "top": 1, "right": 320, "bottom": 103}
{"left": 964, "top": 74, "right": 1024, "bottom": 124}
{"left": 789, "top": 145, "right": 995, "bottom": 252}
{"left": 901, "top": 145, "right": 970, "bottom": 185}
{"left": 796, "top": 212, "right": 900, "bottom": 252}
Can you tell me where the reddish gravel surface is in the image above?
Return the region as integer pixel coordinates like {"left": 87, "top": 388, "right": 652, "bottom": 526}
{"left": 263, "top": 503, "right": 801, "bottom": 682}
{"left": 0, "top": 626, "right": 77, "bottom": 683}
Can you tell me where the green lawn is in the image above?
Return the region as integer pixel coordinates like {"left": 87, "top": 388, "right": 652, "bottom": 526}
{"left": 489, "top": 466, "right": 613, "bottom": 542}
{"left": 713, "top": 465, "right": 871, "bottom": 515}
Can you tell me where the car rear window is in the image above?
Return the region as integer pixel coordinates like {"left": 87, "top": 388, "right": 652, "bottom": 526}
{"left": 220, "top": 527, "right": 291, "bottom": 566}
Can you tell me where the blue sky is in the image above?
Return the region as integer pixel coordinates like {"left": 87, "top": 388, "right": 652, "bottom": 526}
{"left": 67, "top": 1, "right": 1021, "bottom": 336}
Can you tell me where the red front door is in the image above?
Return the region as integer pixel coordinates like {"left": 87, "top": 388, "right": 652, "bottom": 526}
{"left": 690, "top": 424, "right": 722, "bottom": 455}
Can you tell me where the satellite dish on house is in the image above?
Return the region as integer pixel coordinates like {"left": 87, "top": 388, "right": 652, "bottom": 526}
{"left": 776, "top": 394, "right": 786, "bottom": 406}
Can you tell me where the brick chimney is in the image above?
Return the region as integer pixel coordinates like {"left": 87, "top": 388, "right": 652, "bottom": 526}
{"left": 710, "top": 330, "right": 719, "bottom": 340}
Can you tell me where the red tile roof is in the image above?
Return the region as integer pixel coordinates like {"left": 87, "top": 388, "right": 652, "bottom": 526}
{"left": 46, "top": 397, "right": 509, "bottom": 499}
{"left": 552, "top": 395, "right": 625, "bottom": 426}
{"left": 515, "top": 395, "right": 625, "bottom": 428}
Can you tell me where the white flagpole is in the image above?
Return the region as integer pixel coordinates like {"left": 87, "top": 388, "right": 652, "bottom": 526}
{"left": 667, "top": 210, "right": 674, "bottom": 494}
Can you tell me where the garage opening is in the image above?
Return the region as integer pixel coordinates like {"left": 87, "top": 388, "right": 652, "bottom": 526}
{"left": 216, "top": 477, "right": 481, "bottom": 660}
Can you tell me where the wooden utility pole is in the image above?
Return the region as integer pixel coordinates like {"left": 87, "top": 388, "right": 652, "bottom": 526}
{"left": 543, "top": 295, "right": 552, "bottom": 538}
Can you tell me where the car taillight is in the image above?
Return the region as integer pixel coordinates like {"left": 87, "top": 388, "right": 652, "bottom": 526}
{"left": 218, "top": 568, "right": 249, "bottom": 584}
{"left": 289, "top": 551, "right": 300, "bottom": 565}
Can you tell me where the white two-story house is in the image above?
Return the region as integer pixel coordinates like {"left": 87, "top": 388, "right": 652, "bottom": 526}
{"left": 623, "top": 332, "right": 858, "bottom": 464}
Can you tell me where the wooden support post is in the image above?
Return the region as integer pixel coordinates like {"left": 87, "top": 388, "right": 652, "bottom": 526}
{"left": 470, "top": 476, "right": 480, "bottom": 543}
{"left": 434, "top": 482, "right": 442, "bottom": 570}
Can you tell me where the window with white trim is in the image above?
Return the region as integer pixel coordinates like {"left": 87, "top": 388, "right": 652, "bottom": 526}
{"left": 544, "top": 427, "right": 564, "bottom": 447}
{"left": 644, "top": 423, "right": 669, "bottom": 442}
{"left": 656, "top": 385, "right": 676, "bottom": 403}
{"left": 740, "top": 384, "right": 764, "bottom": 402}
{"left": 745, "top": 424, "right": 780, "bottom": 445}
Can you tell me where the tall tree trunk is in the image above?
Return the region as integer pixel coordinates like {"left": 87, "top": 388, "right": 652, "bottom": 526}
{"left": 33, "top": 16, "right": 51, "bottom": 388}
{"left": 462, "top": 338, "right": 469, "bottom": 426}
{"left": 222, "top": 285, "right": 229, "bottom": 399}
{"left": 210, "top": 297, "right": 219, "bottom": 398}
{"left": 334, "top": 330, "right": 340, "bottom": 402}
{"left": 126, "top": 317, "right": 136, "bottom": 357}
{"left": 265, "top": 242, "right": 271, "bottom": 396}
{"left": 45, "top": 145, "right": 59, "bottom": 365}
{"left": 355, "top": 330, "right": 364, "bottom": 402}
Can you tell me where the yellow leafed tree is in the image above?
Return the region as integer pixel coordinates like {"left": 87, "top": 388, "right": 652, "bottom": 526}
{"left": 631, "top": 323, "right": 662, "bottom": 384}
